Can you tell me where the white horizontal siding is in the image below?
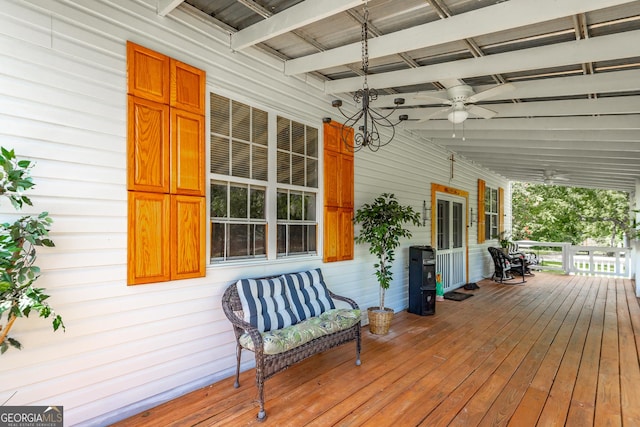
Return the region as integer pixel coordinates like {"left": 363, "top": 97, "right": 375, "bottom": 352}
{"left": 0, "top": 0, "right": 510, "bottom": 425}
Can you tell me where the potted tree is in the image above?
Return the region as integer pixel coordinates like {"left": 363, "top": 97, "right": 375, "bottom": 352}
{"left": 354, "top": 193, "right": 420, "bottom": 335}
{"left": 494, "top": 231, "right": 513, "bottom": 255}
{"left": 0, "top": 147, "right": 64, "bottom": 354}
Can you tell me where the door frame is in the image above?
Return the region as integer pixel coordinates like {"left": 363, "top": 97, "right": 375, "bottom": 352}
{"left": 430, "top": 183, "right": 469, "bottom": 285}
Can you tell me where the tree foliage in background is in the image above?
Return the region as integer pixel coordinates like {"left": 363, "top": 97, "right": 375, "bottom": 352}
{"left": 511, "top": 182, "right": 630, "bottom": 246}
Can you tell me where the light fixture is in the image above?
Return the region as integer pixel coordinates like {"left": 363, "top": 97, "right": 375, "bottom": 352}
{"left": 447, "top": 109, "right": 468, "bottom": 124}
{"left": 422, "top": 200, "right": 431, "bottom": 226}
{"left": 329, "top": 1, "right": 407, "bottom": 152}
{"left": 469, "top": 207, "right": 477, "bottom": 227}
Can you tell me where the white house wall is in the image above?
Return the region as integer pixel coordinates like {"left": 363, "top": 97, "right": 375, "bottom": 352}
{"left": 0, "top": 0, "right": 510, "bottom": 425}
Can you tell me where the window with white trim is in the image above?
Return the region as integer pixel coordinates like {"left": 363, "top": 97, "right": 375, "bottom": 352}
{"left": 209, "top": 93, "right": 318, "bottom": 262}
{"left": 484, "top": 186, "right": 499, "bottom": 240}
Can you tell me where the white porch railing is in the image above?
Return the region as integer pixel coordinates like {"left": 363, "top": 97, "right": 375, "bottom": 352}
{"left": 514, "top": 241, "right": 630, "bottom": 278}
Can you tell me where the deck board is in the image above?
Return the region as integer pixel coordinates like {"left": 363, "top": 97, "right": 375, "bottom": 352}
{"left": 113, "top": 273, "right": 640, "bottom": 427}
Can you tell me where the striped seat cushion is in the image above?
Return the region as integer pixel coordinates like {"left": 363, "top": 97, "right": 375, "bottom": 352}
{"left": 236, "top": 277, "right": 298, "bottom": 332}
{"left": 282, "top": 269, "right": 335, "bottom": 321}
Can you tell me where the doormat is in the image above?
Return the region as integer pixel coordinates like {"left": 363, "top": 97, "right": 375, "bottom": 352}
{"left": 443, "top": 291, "right": 474, "bottom": 301}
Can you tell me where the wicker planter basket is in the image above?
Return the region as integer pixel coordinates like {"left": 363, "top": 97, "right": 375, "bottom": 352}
{"left": 367, "top": 307, "right": 394, "bottom": 335}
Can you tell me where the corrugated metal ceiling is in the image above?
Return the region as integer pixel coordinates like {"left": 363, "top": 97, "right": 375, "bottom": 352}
{"left": 178, "top": 0, "right": 640, "bottom": 192}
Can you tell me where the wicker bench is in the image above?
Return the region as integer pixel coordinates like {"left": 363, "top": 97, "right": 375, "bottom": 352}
{"left": 221, "top": 268, "right": 362, "bottom": 421}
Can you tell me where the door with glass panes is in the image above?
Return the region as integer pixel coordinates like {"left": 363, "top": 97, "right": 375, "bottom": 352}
{"left": 435, "top": 194, "right": 466, "bottom": 292}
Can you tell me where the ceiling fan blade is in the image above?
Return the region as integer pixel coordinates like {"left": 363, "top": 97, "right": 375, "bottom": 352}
{"left": 542, "top": 169, "right": 570, "bottom": 182}
{"left": 467, "top": 83, "right": 515, "bottom": 103}
{"left": 468, "top": 104, "right": 497, "bottom": 119}
{"left": 416, "top": 106, "right": 452, "bottom": 123}
{"left": 412, "top": 91, "right": 453, "bottom": 105}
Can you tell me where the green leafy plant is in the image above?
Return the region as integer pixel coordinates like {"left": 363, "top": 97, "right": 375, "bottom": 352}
{"left": 493, "top": 230, "right": 512, "bottom": 248}
{"left": 354, "top": 193, "right": 420, "bottom": 310}
{"left": 0, "top": 147, "right": 64, "bottom": 354}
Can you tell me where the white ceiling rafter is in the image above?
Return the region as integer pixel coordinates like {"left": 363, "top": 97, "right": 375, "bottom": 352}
{"left": 437, "top": 145, "right": 640, "bottom": 159}
{"left": 459, "top": 153, "right": 640, "bottom": 167}
{"left": 378, "top": 69, "right": 640, "bottom": 107}
{"left": 285, "top": 0, "right": 638, "bottom": 76}
{"left": 405, "top": 115, "right": 640, "bottom": 131}
{"left": 419, "top": 130, "right": 640, "bottom": 143}
{"left": 325, "top": 30, "right": 640, "bottom": 94}
{"left": 401, "top": 95, "right": 640, "bottom": 121}
{"left": 157, "top": 0, "right": 184, "bottom": 16}
{"left": 230, "top": 0, "right": 363, "bottom": 51}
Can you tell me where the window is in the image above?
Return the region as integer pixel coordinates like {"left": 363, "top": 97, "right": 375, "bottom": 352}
{"left": 437, "top": 198, "right": 464, "bottom": 250}
{"left": 210, "top": 181, "right": 266, "bottom": 260}
{"left": 209, "top": 93, "right": 318, "bottom": 262}
{"left": 437, "top": 200, "right": 450, "bottom": 250}
{"left": 277, "top": 189, "right": 317, "bottom": 256}
{"left": 485, "top": 186, "right": 499, "bottom": 240}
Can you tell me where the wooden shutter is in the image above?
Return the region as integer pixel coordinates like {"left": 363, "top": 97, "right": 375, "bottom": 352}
{"left": 323, "top": 206, "right": 340, "bottom": 263}
{"left": 339, "top": 208, "right": 354, "bottom": 259}
{"left": 477, "top": 179, "right": 486, "bottom": 244}
{"left": 324, "top": 149, "right": 340, "bottom": 207}
{"left": 170, "top": 59, "right": 205, "bottom": 114}
{"left": 171, "top": 109, "right": 205, "bottom": 196}
{"left": 127, "top": 41, "right": 206, "bottom": 284}
{"left": 127, "top": 96, "right": 170, "bottom": 192}
{"left": 341, "top": 153, "right": 354, "bottom": 209}
{"left": 499, "top": 187, "right": 505, "bottom": 234}
{"left": 127, "top": 42, "right": 170, "bottom": 103}
{"left": 128, "top": 192, "right": 171, "bottom": 284}
{"left": 323, "top": 122, "right": 354, "bottom": 262}
{"left": 171, "top": 195, "right": 206, "bottom": 280}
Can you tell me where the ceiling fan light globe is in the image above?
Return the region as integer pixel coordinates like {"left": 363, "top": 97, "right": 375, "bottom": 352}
{"left": 448, "top": 110, "right": 468, "bottom": 124}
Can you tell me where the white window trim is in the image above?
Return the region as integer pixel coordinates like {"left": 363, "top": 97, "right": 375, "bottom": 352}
{"left": 206, "top": 88, "right": 323, "bottom": 266}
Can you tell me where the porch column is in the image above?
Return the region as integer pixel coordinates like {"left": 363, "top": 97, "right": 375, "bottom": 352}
{"left": 634, "top": 180, "right": 640, "bottom": 297}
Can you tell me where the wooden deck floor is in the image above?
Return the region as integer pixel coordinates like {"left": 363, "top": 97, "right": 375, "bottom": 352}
{"left": 114, "top": 273, "right": 640, "bottom": 426}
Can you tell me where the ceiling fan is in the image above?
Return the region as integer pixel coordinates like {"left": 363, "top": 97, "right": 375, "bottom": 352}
{"left": 416, "top": 83, "right": 514, "bottom": 123}
{"left": 542, "top": 169, "right": 570, "bottom": 185}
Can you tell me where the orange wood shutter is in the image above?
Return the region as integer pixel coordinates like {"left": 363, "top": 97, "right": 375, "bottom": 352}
{"left": 171, "top": 195, "right": 206, "bottom": 280}
{"left": 499, "top": 187, "right": 505, "bottom": 234}
{"left": 127, "top": 42, "right": 206, "bottom": 284}
{"left": 323, "top": 206, "right": 339, "bottom": 263}
{"left": 339, "top": 208, "right": 354, "bottom": 260}
{"left": 477, "top": 179, "right": 486, "bottom": 243}
{"left": 127, "top": 96, "right": 170, "bottom": 193}
{"left": 323, "top": 122, "right": 341, "bottom": 152}
{"left": 128, "top": 192, "right": 171, "bottom": 284}
{"left": 341, "top": 153, "right": 354, "bottom": 209}
{"left": 170, "top": 59, "right": 206, "bottom": 114}
{"left": 324, "top": 149, "right": 340, "bottom": 207}
{"left": 323, "top": 122, "right": 354, "bottom": 262}
{"left": 171, "top": 109, "right": 205, "bottom": 196}
{"left": 127, "top": 42, "right": 170, "bottom": 103}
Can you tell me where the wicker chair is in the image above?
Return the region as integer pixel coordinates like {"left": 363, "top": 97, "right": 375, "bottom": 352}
{"left": 222, "top": 280, "right": 361, "bottom": 421}
{"left": 488, "top": 247, "right": 526, "bottom": 283}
